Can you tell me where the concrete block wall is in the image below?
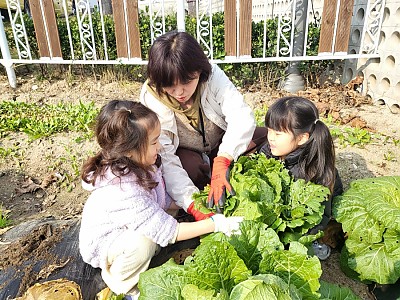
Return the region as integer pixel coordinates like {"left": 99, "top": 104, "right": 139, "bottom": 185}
{"left": 343, "top": 0, "right": 400, "bottom": 112}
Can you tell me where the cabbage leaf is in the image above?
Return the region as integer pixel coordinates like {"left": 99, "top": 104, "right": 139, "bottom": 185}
{"left": 319, "top": 280, "right": 362, "bottom": 300}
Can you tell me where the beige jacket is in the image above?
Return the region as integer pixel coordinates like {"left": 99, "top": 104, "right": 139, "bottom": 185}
{"left": 140, "top": 64, "right": 256, "bottom": 210}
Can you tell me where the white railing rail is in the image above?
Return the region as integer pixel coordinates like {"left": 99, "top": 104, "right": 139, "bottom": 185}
{"left": 0, "top": 0, "right": 385, "bottom": 88}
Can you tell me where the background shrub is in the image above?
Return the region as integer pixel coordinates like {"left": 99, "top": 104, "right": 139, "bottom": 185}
{"left": 3, "top": 10, "right": 328, "bottom": 88}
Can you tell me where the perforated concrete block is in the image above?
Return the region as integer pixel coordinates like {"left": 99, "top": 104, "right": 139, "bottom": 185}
{"left": 352, "top": 5, "right": 367, "bottom": 26}
{"left": 384, "top": 0, "right": 400, "bottom": 5}
{"left": 343, "top": 1, "right": 368, "bottom": 85}
{"left": 349, "top": 26, "right": 364, "bottom": 49}
{"left": 380, "top": 50, "right": 399, "bottom": 75}
{"left": 349, "top": 46, "right": 361, "bottom": 55}
{"left": 386, "top": 31, "right": 400, "bottom": 50}
{"left": 343, "top": 66, "right": 356, "bottom": 83}
{"left": 356, "top": 1, "right": 400, "bottom": 108}
{"left": 352, "top": 0, "right": 365, "bottom": 6}
{"left": 383, "top": 3, "right": 400, "bottom": 26}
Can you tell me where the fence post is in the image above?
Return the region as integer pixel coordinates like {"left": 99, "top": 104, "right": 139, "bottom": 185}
{"left": 112, "top": 0, "right": 141, "bottom": 59}
{"left": 239, "top": 0, "right": 252, "bottom": 57}
{"left": 334, "top": 0, "right": 355, "bottom": 54}
{"left": 281, "top": 0, "right": 308, "bottom": 93}
{"left": 29, "top": 0, "right": 62, "bottom": 58}
{"left": 177, "top": 0, "right": 185, "bottom": 31}
{"left": 0, "top": 14, "right": 17, "bottom": 88}
{"left": 224, "top": 0, "right": 236, "bottom": 58}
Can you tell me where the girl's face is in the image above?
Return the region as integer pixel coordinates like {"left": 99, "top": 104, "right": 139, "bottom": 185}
{"left": 267, "top": 128, "right": 308, "bottom": 159}
{"left": 162, "top": 73, "right": 200, "bottom": 103}
{"left": 143, "top": 122, "right": 161, "bottom": 166}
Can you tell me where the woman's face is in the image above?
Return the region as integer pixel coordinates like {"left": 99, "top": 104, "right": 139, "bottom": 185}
{"left": 162, "top": 73, "right": 200, "bottom": 103}
{"left": 267, "top": 128, "right": 308, "bottom": 159}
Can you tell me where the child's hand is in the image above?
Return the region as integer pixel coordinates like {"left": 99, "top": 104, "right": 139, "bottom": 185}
{"left": 211, "top": 214, "right": 243, "bottom": 236}
{"left": 187, "top": 202, "right": 214, "bottom": 221}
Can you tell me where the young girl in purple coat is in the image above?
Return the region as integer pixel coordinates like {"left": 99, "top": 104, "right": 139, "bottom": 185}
{"left": 79, "top": 100, "right": 242, "bottom": 297}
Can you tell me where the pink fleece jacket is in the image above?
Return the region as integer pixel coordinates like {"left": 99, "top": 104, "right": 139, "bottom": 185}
{"left": 79, "top": 166, "right": 178, "bottom": 269}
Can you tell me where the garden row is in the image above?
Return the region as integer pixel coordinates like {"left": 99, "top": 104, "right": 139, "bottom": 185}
{"left": 137, "top": 155, "right": 400, "bottom": 299}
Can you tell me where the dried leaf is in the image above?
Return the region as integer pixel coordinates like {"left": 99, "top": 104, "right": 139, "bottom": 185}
{"left": 41, "top": 174, "right": 58, "bottom": 188}
{"left": 37, "top": 258, "right": 70, "bottom": 280}
{"left": 349, "top": 117, "right": 368, "bottom": 129}
{"left": 15, "top": 178, "right": 42, "bottom": 196}
{"left": 15, "top": 278, "right": 82, "bottom": 300}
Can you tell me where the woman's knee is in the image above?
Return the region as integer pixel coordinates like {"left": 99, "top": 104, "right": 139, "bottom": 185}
{"left": 176, "top": 148, "right": 211, "bottom": 189}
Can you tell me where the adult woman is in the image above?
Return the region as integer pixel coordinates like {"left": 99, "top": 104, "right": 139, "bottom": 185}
{"left": 140, "top": 31, "right": 266, "bottom": 219}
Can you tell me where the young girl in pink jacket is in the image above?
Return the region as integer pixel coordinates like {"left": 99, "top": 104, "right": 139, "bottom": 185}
{"left": 79, "top": 100, "right": 242, "bottom": 298}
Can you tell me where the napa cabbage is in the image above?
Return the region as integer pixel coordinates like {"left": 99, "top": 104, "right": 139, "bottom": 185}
{"left": 193, "top": 154, "right": 331, "bottom": 245}
{"left": 333, "top": 176, "right": 400, "bottom": 284}
{"left": 138, "top": 221, "right": 362, "bottom": 299}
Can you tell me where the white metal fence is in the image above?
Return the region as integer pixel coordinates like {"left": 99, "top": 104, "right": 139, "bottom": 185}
{"left": 0, "top": 0, "right": 385, "bottom": 87}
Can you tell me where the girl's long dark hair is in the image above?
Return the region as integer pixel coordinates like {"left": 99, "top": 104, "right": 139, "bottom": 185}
{"left": 81, "top": 100, "right": 160, "bottom": 190}
{"left": 265, "top": 96, "right": 336, "bottom": 193}
{"left": 147, "top": 31, "right": 212, "bottom": 94}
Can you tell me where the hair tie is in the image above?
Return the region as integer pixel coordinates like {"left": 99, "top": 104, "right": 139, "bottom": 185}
{"left": 123, "top": 108, "right": 131, "bottom": 114}
{"left": 314, "top": 119, "right": 319, "bottom": 125}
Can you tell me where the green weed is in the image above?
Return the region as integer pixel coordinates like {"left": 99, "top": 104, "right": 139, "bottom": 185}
{"left": 324, "top": 116, "right": 376, "bottom": 147}
{"left": 0, "top": 100, "right": 98, "bottom": 140}
{"left": 0, "top": 206, "right": 11, "bottom": 229}
{"left": 384, "top": 151, "right": 396, "bottom": 162}
{"left": 254, "top": 105, "right": 268, "bottom": 127}
{"left": 61, "top": 146, "right": 83, "bottom": 178}
{"left": 0, "top": 145, "right": 20, "bottom": 158}
{"left": 45, "top": 144, "right": 96, "bottom": 192}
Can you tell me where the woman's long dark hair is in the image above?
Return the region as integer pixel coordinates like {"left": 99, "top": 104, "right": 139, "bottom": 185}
{"left": 81, "top": 100, "right": 160, "bottom": 190}
{"left": 265, "top": 96, "right": 336, "bottom": 192}
{"left": 147, "top": 31, "right": 212, "bottom": 94}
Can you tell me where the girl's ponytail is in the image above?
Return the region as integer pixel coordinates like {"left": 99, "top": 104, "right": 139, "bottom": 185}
{"left": 299, "top": 120, "right": 335, "bottom": 193}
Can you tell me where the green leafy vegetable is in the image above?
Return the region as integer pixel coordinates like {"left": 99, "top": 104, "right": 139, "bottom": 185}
{"left": 139, "top": 221, "right": 334, "bottom": 299}
{"left": 229, "top": 274, "right": 302, "bottom": 300}
{"left": 138, "top": 157, "right": 366, "bottom": 299}
{"left": 182, "top": 284, "right": 229, "bottom": 299}
{"left": 193, "top": 154, "right": 330, "bottom": 244}
{"left": 137, "top": 259, "right": 188, "bottom": 299}
{"left": 333, "top": 176, "right": 400, "bottom": 284}
{"left": 184, "top": 239, "right": 251, "bottom": 293}
{"left": 319, "top": 281, "right": 362, "bottom": 300}
{"left": 259, "top": 242, "right": 322, "bottom": 299}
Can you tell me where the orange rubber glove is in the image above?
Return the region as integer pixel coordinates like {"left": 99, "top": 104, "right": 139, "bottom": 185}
{"left": 207, "top": 156, "right": 235, "bottom": 213}
{"left": 187, "top": 202, "right": 214, "bottom": 221}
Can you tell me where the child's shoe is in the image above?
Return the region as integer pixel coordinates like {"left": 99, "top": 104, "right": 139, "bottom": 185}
{"left": 125, "top": 294, "right": 140, "bottom": 300}
{"left": 312, "top": 240, "right": 331, "bottom": 260}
